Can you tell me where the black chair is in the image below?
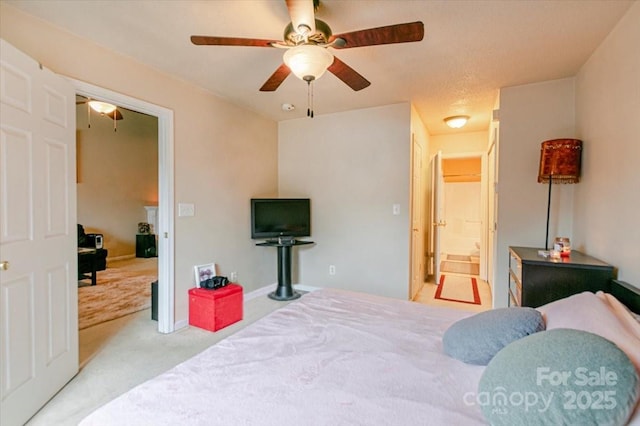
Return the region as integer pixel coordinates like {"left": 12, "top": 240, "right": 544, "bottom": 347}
{"left": 78, "top": 224, "right": 108, "bottom": 285}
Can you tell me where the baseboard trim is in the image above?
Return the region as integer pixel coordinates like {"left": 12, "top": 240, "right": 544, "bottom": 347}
{"left": 243, "top": 284, "right": 277, "bottom": 301}
{"left": 243, "top": 283, "right": 321, "bottom": 301}
{"left": 174, "top": 318, "right": 189, "bottom": 331}
{"left": 295, "top": 284, "right": 321, "bottom": 293}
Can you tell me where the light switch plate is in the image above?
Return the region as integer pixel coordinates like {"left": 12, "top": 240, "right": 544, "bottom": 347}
{"left": 178, "top": 203, "right": 195, "bottom": 217}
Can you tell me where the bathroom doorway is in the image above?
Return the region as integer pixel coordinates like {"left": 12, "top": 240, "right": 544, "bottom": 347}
{"left": 440, "top": 156, "right": 482, "bottom": 277}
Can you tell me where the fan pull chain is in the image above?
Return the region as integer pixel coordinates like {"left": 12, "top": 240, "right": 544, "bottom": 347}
{"left": 113, "top": 111, "right": 117, "bottom": 132}
{"left": 87, "top": 103, "right": 91, "bottom": 128}
{"left": 306, "top": 80, "right": 314, "bottom": 119}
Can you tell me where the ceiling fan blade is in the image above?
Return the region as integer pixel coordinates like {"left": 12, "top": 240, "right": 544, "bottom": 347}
{"left": 286, "top": 0, "right": 316, "bottom": 34}
{"left": 191, "top": 36, "right": 278, "bottom": 47}
{"left": 328, "top": 56, "right": 371, "bottom": 91}
{"left": 105, "top": 109, "right": 124, "bottom": 121}
{"left": 260, "top": 63, "right": 292, "bottom": 92}
{"left": 330, "top": 21, "right": 424, "bottom": 49}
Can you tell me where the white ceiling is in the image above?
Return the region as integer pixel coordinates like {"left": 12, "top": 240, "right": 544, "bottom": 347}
{"left": 6, "top": 0, "right": 633, "bottom": 135}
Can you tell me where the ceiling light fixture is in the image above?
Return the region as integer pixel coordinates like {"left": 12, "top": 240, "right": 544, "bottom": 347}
{"left": 283, "top": 45, "right": 334, "bottom": 118}
{"left": 88, "top": 100, "right": 117, "bottom": 114}
{"left": 283, "top": 44, "right": 334, "bottom": 82}
{"left": 444, "top": 115, "right": 470, "bottom": 129}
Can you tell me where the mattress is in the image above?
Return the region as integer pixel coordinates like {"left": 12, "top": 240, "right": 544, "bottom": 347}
{"left": 79, "top": 288, "right": 486, "bottom": 425}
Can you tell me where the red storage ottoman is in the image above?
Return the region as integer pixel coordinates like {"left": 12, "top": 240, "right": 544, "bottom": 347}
{"left": 188, "top": 284, "right": 243, "bottom": 332}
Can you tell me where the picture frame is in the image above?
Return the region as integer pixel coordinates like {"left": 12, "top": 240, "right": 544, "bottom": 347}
{"left": 194, "top": 263, "right": 217, "bottom": 288}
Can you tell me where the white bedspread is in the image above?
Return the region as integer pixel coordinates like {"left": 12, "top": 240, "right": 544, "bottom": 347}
{"left": 80, "top": 288, "right": 486, "bottom": 425}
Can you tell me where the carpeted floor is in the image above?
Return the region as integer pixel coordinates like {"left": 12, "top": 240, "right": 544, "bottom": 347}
{"left": 440, "top": 253, "right": 479, "bottom": 275}
{"left": 440, "top": 260, "right": 480, "bottom": 275}
{"left": 78, "top": 258, "right": 157, "bottom": 330}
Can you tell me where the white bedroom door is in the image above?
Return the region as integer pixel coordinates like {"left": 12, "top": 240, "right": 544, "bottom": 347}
{"left": 410, "top": 137, "right": 424, "bottom": 299}
{"left": 0, "top": 39, "right": 78, "bottom": 426}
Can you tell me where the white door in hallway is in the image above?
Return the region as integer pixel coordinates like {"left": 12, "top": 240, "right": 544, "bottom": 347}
{"left": 430, "top": 151, "right": 445, "bottom": 280}
{"left": 0, "top": 39, "right": 78, "bottom": 426}
{"left": 410, "top": 137, "right": 424, "bottom": 299}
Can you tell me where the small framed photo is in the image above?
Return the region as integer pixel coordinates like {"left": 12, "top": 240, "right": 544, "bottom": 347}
{"left": 194, "top": 263, "right": 217, "bottom": 288}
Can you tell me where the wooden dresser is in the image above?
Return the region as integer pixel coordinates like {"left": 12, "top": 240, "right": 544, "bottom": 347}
{"left": 508, "top": 246, "right": 614, "bottom": 308}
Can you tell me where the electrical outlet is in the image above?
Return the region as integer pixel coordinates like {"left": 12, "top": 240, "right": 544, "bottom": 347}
{"left": 393, "top": 204, "right": 400, "bottom": 215}
{"left": 230, "top": 272, "right": 237, "bottom": 282}
{"left": 329, "top": 265, "right": 336, "bottom": 275}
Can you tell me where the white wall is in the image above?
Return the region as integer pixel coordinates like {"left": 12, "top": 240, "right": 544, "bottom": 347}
{"left": 574, "top": 2, "right": 640, "bottom": 287}
{"left": 429, "top": 131, "right": 489, "bottom": 158}
{"left": 496, "top": 78, "right": 576, "bottom": 307}
{"left": 1, "top": 4, "right": 279, "bottom": 324}
{"left": 278, "top": 104, "right": 412, "bottom": 299}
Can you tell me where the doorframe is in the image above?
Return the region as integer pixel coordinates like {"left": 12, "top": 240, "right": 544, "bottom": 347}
{"left": 69, "top": 78, "right": 175, "bottom": 333}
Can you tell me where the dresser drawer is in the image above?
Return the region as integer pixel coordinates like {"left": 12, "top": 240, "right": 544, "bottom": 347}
{"left": 509, "top": 251, "right": 522, "bottom": 283}
{"left": 509, "top": 271, "right": 522, "bottom": 306}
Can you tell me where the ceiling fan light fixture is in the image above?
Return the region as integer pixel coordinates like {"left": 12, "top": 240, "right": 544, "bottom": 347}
{"left": 88, "top": 100, "right": 117, "bottom": 114}
{"left": 444, "top": 115, "right": 470, "bottom": 129}
{"left": 283, "top": 44, "right": 334, "bottom": 81}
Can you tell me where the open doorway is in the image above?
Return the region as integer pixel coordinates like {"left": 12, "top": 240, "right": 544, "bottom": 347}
{"left": 71, "top": 79, "right": 175, "bottom": 335}
{"left": 415, "top": 151, "right": 492, "bottom": 312}
{"left": 75, "top": 100, "right": 159, "bottom": 349}
{"left": 440, "top": 156, "right": 482, "bottom": 273}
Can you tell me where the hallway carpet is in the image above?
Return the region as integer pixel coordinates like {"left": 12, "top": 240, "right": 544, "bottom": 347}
{"left": 440, "top": 259, "right": 480, "bottom": 275}
{"left": 78, "top": 258, "right": 157, "bottom": 329}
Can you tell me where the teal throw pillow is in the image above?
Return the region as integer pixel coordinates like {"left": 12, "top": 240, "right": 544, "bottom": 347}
{"left": 443, "top": 307, "right": 545, "bottom": 365}
{"left": 478, "top": 328, "right": 639, "bottom": 426}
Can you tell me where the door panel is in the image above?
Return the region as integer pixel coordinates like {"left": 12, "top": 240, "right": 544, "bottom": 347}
{"left": 45, "top": 139, "right": 70, "bottom": 235}
{"left": 431, "top": 151, "right": 445, "bottom": 280}
{"left": 1, "top": 39, "right": 77, "bottom": 426}
{"left": 1, "top": 127, "right": 32, "bottom": 242}
{"left": 1, "top": 274, "right": 36, "bottom": 394}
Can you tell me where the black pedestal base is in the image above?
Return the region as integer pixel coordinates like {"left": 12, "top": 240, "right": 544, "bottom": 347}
{"left": 256, "top": 239, "right": 314, "bottom": 302}
{"left": 268, "top": 289, "right": 302, "bottom": 301}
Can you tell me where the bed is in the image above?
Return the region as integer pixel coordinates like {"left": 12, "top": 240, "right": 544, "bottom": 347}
{"left": 80, "top": 280, "right": 640, "bottom": 426}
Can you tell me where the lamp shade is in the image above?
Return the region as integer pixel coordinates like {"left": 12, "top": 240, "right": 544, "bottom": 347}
{"left": 537, "top": 139, "right": 582, "bottom": 184}
{"left": 283, "top": 44, "right": 334, "bottom": 81}
{"left": 88, "top": 100, "right": 117, "bottom": 114}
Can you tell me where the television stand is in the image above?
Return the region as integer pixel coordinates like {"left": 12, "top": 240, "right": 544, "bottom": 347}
{"left": 256, "top": 240, "right": 314, "bottom": 301}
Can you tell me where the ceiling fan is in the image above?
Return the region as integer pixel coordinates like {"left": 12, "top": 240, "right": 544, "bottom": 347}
{"left": 190, "top": 0, "right": 424, "bottom": 93}
{"left": 76, "top": 95, "right": 123, "bottom": 120}
{"left": 76, "top": 95, "right": 123, "bottom": 131}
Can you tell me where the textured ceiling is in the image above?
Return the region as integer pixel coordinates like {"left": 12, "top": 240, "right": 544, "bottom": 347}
{"left": 5, "top": 0, "right": 633, "bottom": 135}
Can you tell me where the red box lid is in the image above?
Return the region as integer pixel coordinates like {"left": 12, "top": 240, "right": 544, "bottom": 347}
{"left": 189, "top": 283, "right": 242, "bottom": 300}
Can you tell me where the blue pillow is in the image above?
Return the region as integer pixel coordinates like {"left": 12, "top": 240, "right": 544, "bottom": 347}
{"left": 478, "top": 329, "right": 639, "bottom": 426}
{"left": 443, "top": 307, "right": 545, "bottom": 365}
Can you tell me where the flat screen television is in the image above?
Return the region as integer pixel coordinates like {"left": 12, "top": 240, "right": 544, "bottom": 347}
{"left": 250, "top": 198, "right": 311, "bottom": 240}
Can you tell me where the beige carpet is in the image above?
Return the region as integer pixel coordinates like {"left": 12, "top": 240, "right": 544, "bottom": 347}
{"left": 78, "top": 258, "right": 157, "bottom": 330}
{"left": 440, "top": 260, "right": 479, "bottom": 275}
